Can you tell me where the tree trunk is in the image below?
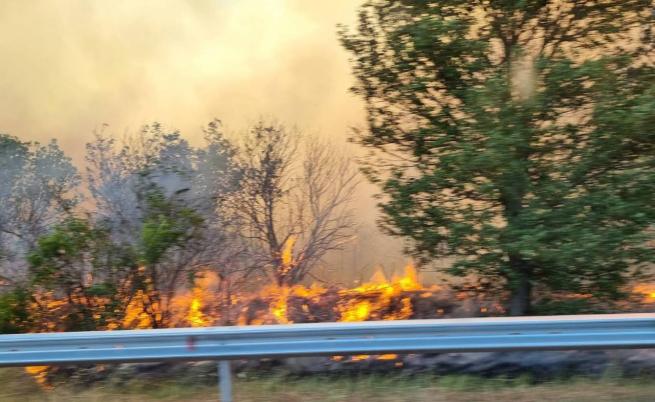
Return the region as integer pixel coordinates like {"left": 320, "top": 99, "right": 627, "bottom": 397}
{"left": 508, "top": 256, "right": 532, "bottom": 316}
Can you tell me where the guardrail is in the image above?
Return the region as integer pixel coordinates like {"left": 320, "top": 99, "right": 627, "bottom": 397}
{"left": 2, "top": 314, "right": 654, "bottom": 401}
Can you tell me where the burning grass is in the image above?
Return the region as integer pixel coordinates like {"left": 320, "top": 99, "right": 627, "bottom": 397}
{"left": 114, "top": 262, "right": 503, "bottom": 330}
{"left": 20, "top": 262, "right": 506, "bottom": 385}
{"left": 18, "top": 260, "right": 655, "bottom": 386}
{"left": 25, "top": 253, "right": 655, "bottom": 335}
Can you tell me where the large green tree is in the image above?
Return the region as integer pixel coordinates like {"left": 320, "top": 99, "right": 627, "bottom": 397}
{"left": 340, "top": 1, "right": 655, "bottom": 315}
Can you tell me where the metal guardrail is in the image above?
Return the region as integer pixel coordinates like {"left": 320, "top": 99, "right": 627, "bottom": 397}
{"left": 1, "top": 314, "right": 655, "bottom": 401}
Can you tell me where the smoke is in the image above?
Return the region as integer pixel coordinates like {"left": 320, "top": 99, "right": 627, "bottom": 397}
{"left": 512, "top": 57, "right": 537, "bottom": 101}
{"left": 0, "top": 0, "right": 362, "bottom": 155}
{"left": 0, "top": 0, "right": 407, "bottom": 280}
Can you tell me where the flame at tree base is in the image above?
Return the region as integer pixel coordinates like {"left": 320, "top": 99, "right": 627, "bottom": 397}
{"left": 23, "top": 261, "right": 655, "bottom": 386}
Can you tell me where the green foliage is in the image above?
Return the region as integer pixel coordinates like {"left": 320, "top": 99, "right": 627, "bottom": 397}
{"left": 340, "top": 0, "right": 655, "bottom": 314}
{"left": 0, "top": 288, "right": 31, "bottom": 334}
{"left": 139, "top": 189, "right": 204, "bottom": 266}
{"left": 27, "top": 218, "right": 139, "bottom": 331}
{"left": 1, "top": 122, "right": 236, "bottom": 332}
{"left": 28, "top": 218, "right": 96, "bottom": 288}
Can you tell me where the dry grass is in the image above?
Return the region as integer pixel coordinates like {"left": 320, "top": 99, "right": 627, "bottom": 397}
{"left": 2, "top": 368, "right": 655, "bottom": 402}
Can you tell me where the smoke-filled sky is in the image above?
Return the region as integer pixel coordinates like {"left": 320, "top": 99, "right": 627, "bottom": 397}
{"left": 0, "top": 0, "right": 365, "bottom": 153}
{"left": 0, "top": 0, "right": 409, "bottom": 279}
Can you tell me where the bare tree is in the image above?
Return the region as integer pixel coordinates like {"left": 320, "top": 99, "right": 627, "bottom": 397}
{"left": 229, "top": 120, "right": 359, "bottom": 286}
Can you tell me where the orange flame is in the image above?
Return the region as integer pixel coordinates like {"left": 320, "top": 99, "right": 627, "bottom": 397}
{"left": 31, "top": 259, "right": 655, "bottom": 383}
{"left": 25, "top": 366, "right": 50, "bottom": 388}
{"left": 188, "top": 298, "right": 205, "bottom": 327}
{"left": 23, "top": 260, "right": 496, "bottom": 384}
{"left": 337, "top": 262, "right": 431, "bottom": 322}
{"left": 633, "top": 284, "right": 655, "bottom": 303}
{"left": 123, "top": 290, "right": 158, "bottom": 329}
{"left": 281, "top": 236, "right": 296, "bottom": 269}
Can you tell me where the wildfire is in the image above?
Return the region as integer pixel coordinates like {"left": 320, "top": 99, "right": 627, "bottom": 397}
{"left": 340, "top": 300, "right": 371, "bottom": 322}
{"left": 281, "top": 236, "right": 296, "bottom": 270}
{"left": 25, "top": 366, "right": 50, "bottom": 388}
{"left": 337, "top": 263, "right": 432, "bottom": 322}
{"left": 123, "top": 290, "right": 159, "bottom": 329}
{"left": 240, "top": 262, "right": 433, "bottom": 325}
{"left": 188, "top": 298, "right": 205, "bottom": 327}
{"left": 174, "top": 271, "right": 220, "bottom": 327}
{"left": 633, "top": 284, "right": 655, "bottom": 302}
{"left": 253, "top": 282, "right": 327, "bottom": 324}
{"left": 24, "top": 257, "right": 655, "bottom": 386}
{"left": 270, "top": 285, "right": 290, "bottom": 324}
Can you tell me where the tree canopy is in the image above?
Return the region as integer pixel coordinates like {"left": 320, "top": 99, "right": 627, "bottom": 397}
{"left": 0, "top": 134, "right": 79, "bottom": 283}
{"left": 340, "top": 0, "right": 655, "bottom": 314}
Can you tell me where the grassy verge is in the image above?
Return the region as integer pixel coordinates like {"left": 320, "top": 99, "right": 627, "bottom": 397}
{"left": 2, "top": 368, "right": 655, "bottom": 401}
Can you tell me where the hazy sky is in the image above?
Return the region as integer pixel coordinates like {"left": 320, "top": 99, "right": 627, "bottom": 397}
{"left": 0, "top": 0, "right": 364, "bottom": 155}
{"left": 0, "top": 0, "right": 409, "bottom": 278}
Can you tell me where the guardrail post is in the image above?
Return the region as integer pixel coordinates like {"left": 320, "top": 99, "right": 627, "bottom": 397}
{"left": 218, "top": 360, "right": 232, "bottom": 402}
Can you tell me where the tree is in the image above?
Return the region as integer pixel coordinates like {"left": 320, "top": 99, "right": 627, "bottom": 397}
{"left": 85, "top": 122, "right": 244, "bottom": 326}
{"left": 228, "top": 120, "right": 359, "bottom": 286}
{"left": 0, "top": 287, "right": 31, "bottom": 334}
{"left": 340, "top": 1, "right": 655, "bottom": 315}
{"left": 0, "top": 134, "right": 79, "bottom": 283}
{"left": 27, "top": 218, "right": 138, "bottom": 332}
{"left": 136, "top": 186, "right": 212, "bottom": 327}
